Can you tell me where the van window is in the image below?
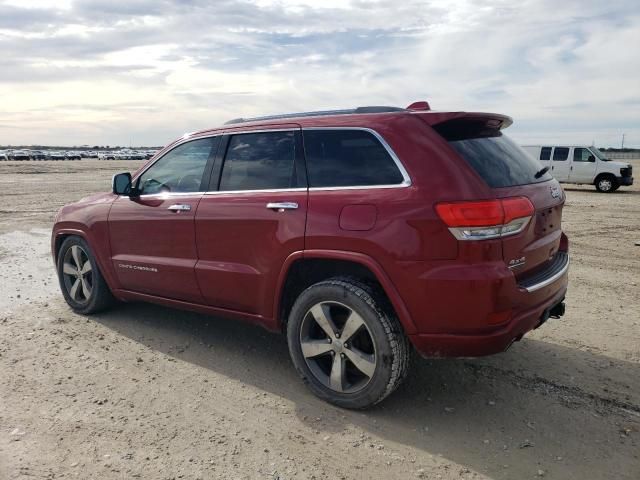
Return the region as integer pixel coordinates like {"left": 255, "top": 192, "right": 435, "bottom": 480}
{"left": 574, "top": 148, "right": 594, "bottom": 162}
{"left": 434, "top": 119, "right": 552, "bottom": 188}
{"left": 219, "top": 131, "right": 296, "bottom": 191}
{"left": 303, "top": 129, "right": 404, "bottom": 187}
{"left": 553, "top": 147, "right": 569, "bottom": 161}
{"left": 540, "top": 147, "right": 552, "bottom": 161}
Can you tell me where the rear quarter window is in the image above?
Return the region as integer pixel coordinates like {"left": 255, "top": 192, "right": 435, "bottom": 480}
{"left": 303, "top": 129, "right": 405, "bottom": 188}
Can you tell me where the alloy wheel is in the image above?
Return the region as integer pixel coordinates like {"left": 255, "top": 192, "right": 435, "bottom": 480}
{"left": 299, "top": 301, "right": 377, "bottom": 394}
{"left": 61, "top": 245, "right": 93, "bottom": 304}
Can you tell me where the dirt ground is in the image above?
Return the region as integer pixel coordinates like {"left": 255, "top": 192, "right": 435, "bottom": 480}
{"left": 0, "top": 160, "right": 638, "bottom": 480}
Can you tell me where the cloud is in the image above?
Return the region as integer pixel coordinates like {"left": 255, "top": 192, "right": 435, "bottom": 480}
{"left": 0, "top": 0, "right": 638, "bottom": 147}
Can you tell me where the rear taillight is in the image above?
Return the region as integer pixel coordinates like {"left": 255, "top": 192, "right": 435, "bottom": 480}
{"left": 435, "top": 196, "right": 534, "bottom": 240}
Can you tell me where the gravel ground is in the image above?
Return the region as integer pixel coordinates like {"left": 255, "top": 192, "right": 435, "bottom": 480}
{"left": 0, "top": 160, "right": 638, "bottom": 479}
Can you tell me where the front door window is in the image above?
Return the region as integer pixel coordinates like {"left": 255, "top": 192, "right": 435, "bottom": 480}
{"left": 138, "top": 137, "right": 219, "bottom": 195}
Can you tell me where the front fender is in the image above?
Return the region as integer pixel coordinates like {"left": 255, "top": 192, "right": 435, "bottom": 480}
{"left": 52, "top": 193, "right": 119, "bottom": 292}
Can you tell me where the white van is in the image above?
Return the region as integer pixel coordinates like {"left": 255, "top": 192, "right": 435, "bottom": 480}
{"left": 522, "top": 145, "right": 634, "bottom": 192}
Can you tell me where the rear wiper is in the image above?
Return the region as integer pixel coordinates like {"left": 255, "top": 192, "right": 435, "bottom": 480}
{"left": 535, "top": 166, "right": 550, "bottom": 178}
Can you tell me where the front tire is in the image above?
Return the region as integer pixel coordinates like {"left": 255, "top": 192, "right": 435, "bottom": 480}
{"left": 287, "top": 277, "right": 410, "bottom": 409}
{"left": 595, "top": 175, "right": 618, "bottom": 193}
{"left": 56, "top": 236, "right": 114, "bottom": 314}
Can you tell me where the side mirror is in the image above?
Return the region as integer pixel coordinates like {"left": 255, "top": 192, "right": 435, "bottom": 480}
{"left": 588, "top": 155, "right": 596, "bottom": 162}
{"left": 112, "top": 172, "right": 133, "bottom": 195}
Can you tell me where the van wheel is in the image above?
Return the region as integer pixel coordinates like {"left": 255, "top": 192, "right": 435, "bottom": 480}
{"left": 57, "top": 236, "right": 115, "bottom": 314}
{"left": 287, "top": 277, "right": 410, "bottom": 409}
{"left": 595, "top": 175, "right": 618, "bottom": 193}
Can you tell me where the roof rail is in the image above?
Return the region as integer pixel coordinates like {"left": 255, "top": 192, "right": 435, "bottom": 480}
{"left": 224, "top": 105, "right": 406, "bottom": 125}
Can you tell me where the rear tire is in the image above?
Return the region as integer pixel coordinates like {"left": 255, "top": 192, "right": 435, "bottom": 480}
{"left": 56, "top": 236, "right": 114, "bottom": 314}
{"left": 595, "top": 174, "right": 618, "bottom": 193}
{"left": 287, "top": 277, "right": 410, "bottom": 409}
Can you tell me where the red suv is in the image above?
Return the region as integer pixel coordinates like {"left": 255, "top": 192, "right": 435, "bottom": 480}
{"left": 52, "top": 102, "right": 569, "bottom": 408}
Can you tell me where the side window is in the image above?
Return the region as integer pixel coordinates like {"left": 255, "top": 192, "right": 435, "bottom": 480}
{"left": 219, "top": 131, "right": 296, "bottom": 191}
{"left": 304, "top": 129, "right": 404, "bottom": 187}
{"left": 553, "top": 147, "right": 569, "bottom": 161}
{"left": 138, "top": 137, "right": 219, "bottom": 194}
{"left": 574, "top": 148, "right": 593, "bottom": 162}
{"left": 540, "top": 147, "right": 552, "bottom": 161}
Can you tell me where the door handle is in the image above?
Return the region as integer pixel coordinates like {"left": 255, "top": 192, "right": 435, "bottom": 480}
{"left": 266, "top": 202, "right": 298, "bottom": 211}
{"left": 168, "top": 204, "right": 191, "bottom": 212}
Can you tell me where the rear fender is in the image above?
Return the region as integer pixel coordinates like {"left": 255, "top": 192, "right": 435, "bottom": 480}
{"left": 273, "top": 249, "right": 417, "bottom": 334}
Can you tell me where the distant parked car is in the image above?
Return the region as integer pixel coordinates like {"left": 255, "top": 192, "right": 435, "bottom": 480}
{"left": 0, "top": 150, "right": 8, "bottom": 161}
{"left": 98, "top": 152, "right": 117, "bottom": 160}
{"left": 8, "top": 150, "right": 30, "bottom": 160}
{"left": 49, "top": 151, "right": 67, "bottom": 161}
{"left": 65, "top": 151, "right": 81, "bottom": 160}
{"left": 522, "top": 145, "right": 633, "bottom": 193}
{"left": 30, "top": 150, "right": 47, "bottom": 160}
{"left": 118, "top": 149, "right": 145, "bottom": 160}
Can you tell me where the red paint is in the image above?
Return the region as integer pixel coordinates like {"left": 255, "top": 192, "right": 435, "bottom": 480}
{"left": 194, "top": 189, "right": 308, "bottom": 320}
{"left": 52, "top": 107, "right": 568, "bottom": 358}
{"left": 108, "top": 194, "right": 205, "bottom": 303}
{"left": 339, "top": 204, "right": 377, "bottom": 231}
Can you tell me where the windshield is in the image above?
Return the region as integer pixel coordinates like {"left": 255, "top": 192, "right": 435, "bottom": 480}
{"left": 590, "top": 148, "right": 609, "bottom": 161}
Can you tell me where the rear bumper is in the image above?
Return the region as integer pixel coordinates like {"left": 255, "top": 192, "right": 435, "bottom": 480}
{"left": 618, "top": 176, "right": 633, "bottom": 186}
{"left": 409, "top": 287, "right": 566, "bottom": 357}
{"left": 406, "top": 251, "right": 569, "bottom": 358}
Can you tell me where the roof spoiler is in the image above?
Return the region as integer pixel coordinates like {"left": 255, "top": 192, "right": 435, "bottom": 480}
{"left": 416, "top": 111, "right": 513, "bottom": 130}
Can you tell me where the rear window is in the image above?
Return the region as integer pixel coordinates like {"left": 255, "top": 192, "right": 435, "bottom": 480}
{"left": 303, "top": 129, "right": 405, "bottom": 188}
{"left": 435, "top": 120, "right": 551, "bottom": 188}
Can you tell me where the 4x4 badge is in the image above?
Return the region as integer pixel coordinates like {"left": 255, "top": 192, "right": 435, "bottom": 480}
{"left": 508, "top": 256, "right": 526, "bottom": 269}
{"left": 550, "top": 186, "right": 561, "bottom": 199}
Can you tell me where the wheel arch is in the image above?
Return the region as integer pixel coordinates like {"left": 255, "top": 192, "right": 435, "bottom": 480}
{"left": 52, "top": 228, "right": 88, "bottom": 263}
{"left": 52, "top": 227, "right": 119, "bottom": 292}
{"left": 274, "top": 250, "right": 417, "bottom": 335}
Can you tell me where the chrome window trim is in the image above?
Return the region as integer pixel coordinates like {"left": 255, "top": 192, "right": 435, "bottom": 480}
{"left": 204, "top": 187, "right": 307, "bottom": 195}
{"left": 301, "top": 126, "right": 412, "bottom": 188}
{"left": 137, "top": 191, "right": 207, "bottom": 199}
{"left": 222, "top": 127, "right": 299, "bottom": 135}
{"left": 130, "top": 126, "right": 412, "bottom": 197}
{"left": 308, "top": 183, "right": 408, "bottom": 192}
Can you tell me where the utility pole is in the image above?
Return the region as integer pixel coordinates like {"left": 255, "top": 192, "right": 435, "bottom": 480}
{"left": 621, "top": 133, "right": 625, "bottom": 149}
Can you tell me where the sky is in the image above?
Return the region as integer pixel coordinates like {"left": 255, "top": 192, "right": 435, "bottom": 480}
{"left": 0, "top": 0, "right": 639, "bottom": 148}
